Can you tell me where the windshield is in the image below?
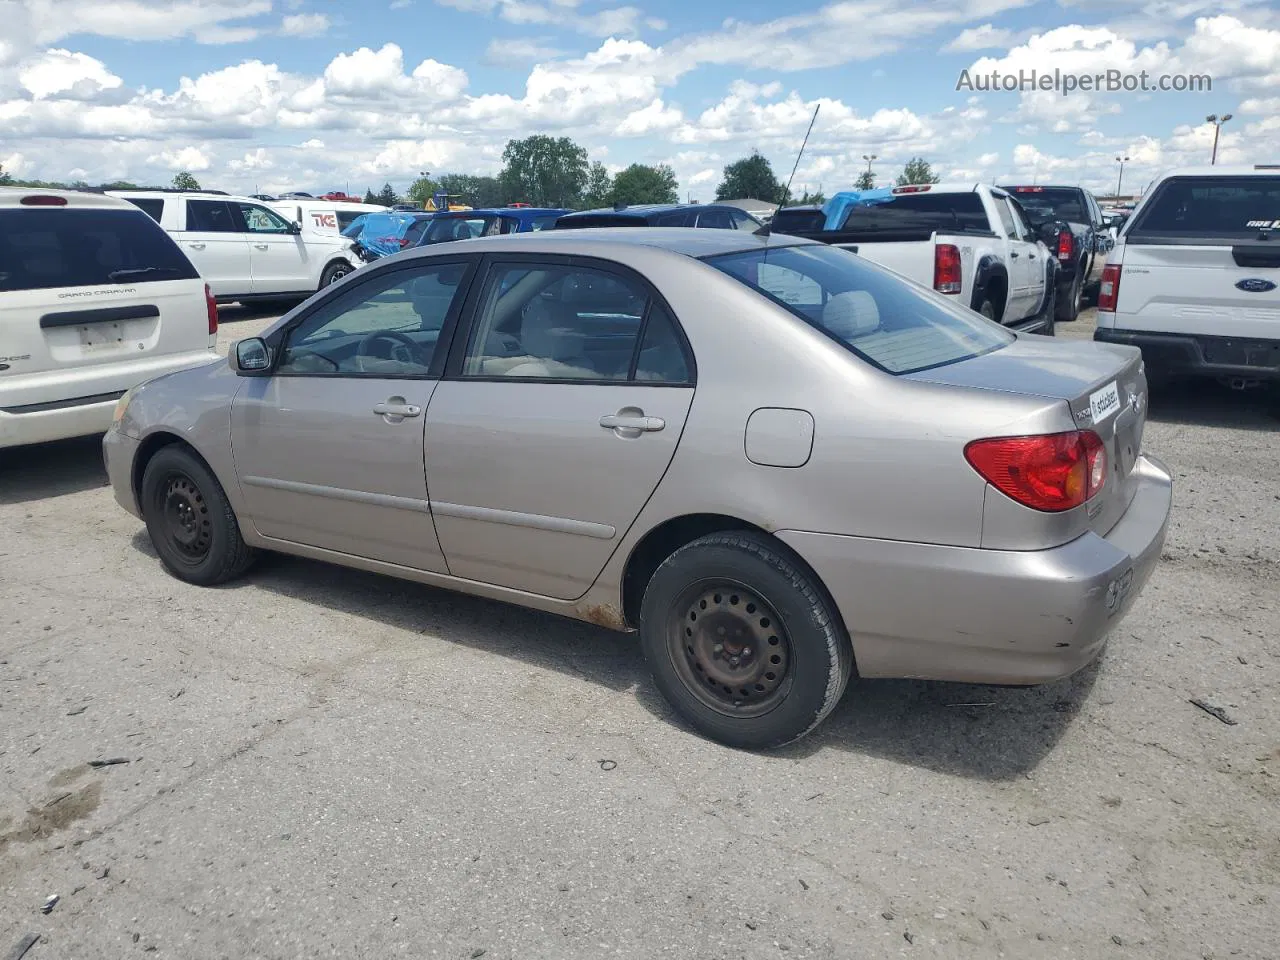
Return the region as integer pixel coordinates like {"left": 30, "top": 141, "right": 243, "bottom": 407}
{"left": 1004, "top": 188, "right": 1086, "bottom": 223}
{"left": 703, "top": 244, "right": 1013, "bottom": 375}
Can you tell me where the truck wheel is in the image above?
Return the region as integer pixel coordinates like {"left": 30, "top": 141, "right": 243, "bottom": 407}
{"left": 638, "top": 531, "right": 853, "bottom": 750}
{"left": 1055, "top": 274, "right": 1081, "bottom": 322}
{"left": 977, "top": 297, "right": 1000, "bottom": 322}
{"left": 320, "top": 261, "right": 354, "bottom": 289}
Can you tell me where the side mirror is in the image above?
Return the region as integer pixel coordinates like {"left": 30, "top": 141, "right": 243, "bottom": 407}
{"left": 289, "top": 221, "right": 302, "bottom": 235}
{"left": 230, "top": 337, "right": 272, "bottom": 376}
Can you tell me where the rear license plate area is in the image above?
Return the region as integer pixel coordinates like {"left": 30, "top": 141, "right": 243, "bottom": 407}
{"left": 79, "top": 322, "right": 125, "bottom": 352}
{"left": 1200, "top": 338, "right": 1280, "bottom": 369}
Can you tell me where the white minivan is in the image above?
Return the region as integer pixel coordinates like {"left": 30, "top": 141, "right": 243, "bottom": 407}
{"left": 0, "top": 188, "right": 218, "bottom": 448}
{"left": 1095, "top": 166, "right": 1280, "bottom": 388}
{"left": 108, "top": 190, "right": 362, "bottom": 304}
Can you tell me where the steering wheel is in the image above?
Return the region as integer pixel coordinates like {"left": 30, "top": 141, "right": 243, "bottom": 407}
{"left": 356, "top": 330, "right": 426, "bottom": 370}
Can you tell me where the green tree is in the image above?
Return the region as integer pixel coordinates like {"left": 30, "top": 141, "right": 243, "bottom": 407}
{"left": 896, "top": 157, "right": 940, "bottom": 186}
{"left": 0, "top": 163, "right": 13, "bottom": 186}
{"left": 375, "top": 182, "right": 399, "bottom": 206}
{"left": 581, "top": 162, "right": 614, "bottom": 208}
{"left": 437, "top": 173, "right": 506, "bottom": 208}
{"left": 854, "top": 170, "right": 876, "bottom": 190}
{"left": 405, "top": 176, "right": 440, "bottom": 207}
{"left": 499, "top": 134, "right": 589, "bottom": 207}
{"left": 609, "top": 163, "right": 679, "bottom": 206}
{"left": 363, "top": 188, "right": 378, "bottom": 204}
{"left": 172, "top": 170, "right": 201, "bottom": 191}
{"left": 714, "top": 152, "right": 787, "bottom": 204}
{"left": 796, "top": 188, "right": 827, "bottom": 205}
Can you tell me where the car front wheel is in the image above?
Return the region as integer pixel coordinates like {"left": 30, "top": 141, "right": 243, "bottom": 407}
{"left": 639, "top": 531, "right": 853, "bottom": 749}
{"left": 320, "top": 261, "right": 353, "bottom": 288}
{"left": 140, "top": 445, "right": 255, "bottom": 586}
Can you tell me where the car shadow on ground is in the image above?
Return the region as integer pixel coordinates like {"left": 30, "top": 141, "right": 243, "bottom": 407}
{"left": 0, "top": 434, "right": 108, "bottom": 504}
{"left": 1148, "top": 378, "right": 1278, "bottom": 431}
{"left": 127, "top": 537, "right": 1102, "bottom": 783}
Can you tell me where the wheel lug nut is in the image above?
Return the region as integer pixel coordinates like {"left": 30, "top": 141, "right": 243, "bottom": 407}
{"left": 713, "top": 643, "right": 723, "bottom": 654}
{"left": 730, "top": 657, "right": 740, "bottom": 667}
{"left": 743, "top": 647, "right": 752, "bottom": 656}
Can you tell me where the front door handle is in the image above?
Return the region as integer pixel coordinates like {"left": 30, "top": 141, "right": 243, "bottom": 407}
{"left": 253, "top": 243, "right": 269, "bottom": 250}
{"left": 1009, "top": 251, "right": 1020, "bottom": 258}
{"left": 188, "top": 242, "right": 206, "bottom": 250}
{"left": 600, "top": 412, "right": 665, "bottom": 432}
{"left": 373, "top": 399, "right": 422, "bottom": 419}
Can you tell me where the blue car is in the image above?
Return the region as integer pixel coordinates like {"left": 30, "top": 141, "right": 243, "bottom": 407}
{"left": 414, "top": 207, "right": 570, "bottom": 246}
{"left": 348, "top": 211, "right": 437, "bottom": 261}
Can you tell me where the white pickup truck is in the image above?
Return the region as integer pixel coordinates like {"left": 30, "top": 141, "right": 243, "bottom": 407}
{"left": 771, "top": 183, "right": 1059, "bottom": 333}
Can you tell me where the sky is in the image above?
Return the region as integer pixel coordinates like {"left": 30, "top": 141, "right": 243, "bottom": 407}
{"left": 0, "top": 0, "right": 1277, "bottom": 202}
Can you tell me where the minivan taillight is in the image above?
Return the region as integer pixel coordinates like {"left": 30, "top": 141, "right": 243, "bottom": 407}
{"left": 934, "top": 243, "right": 962, "bottom": 294}
{"left": 1097, "top": 263, "right": 1122, "bottom": 312}
{"left": 205, "top": 283, "right": 218, "bottom": 336}
{"left": 1056, "top": 229, "right": 1073, "bottom": 262}
{"left": 20, "top": 195, "right": 68, "bottom": 206}
{"left": 965, "top": 430, "right": 1107, "bottom": 512}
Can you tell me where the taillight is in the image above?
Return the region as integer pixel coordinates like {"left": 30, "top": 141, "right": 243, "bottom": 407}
{"left": 205, "top": 283, "right": 218, "bottom": 336}
{"left": 1056, "top": 229, "right": 1073, "bottom": 262}
{"left": 1097, "top": 263, "right": 1122, "bottom": 312}
{"left": 892, "top": 184, "right": 931, "bottom": 194}
{"left": 934, "top": 243, "right": 962, "bottom": 294}
{"left": 965, "top": 430, "right": 1107, "bottom": 512}
{"left": 20, "top": 194, "right": 68, "bottom": 206}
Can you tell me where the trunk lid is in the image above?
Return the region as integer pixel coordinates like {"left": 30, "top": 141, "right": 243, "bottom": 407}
{"left": 907, "top": 335, "right": 1148, "bottom": 535}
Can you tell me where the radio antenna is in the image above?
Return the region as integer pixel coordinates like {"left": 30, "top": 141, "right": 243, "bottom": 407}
{"left": 758, "top": 102, "right": 820, "bottom": 238}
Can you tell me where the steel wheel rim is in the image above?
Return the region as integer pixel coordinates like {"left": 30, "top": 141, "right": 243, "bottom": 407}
{"left": 159, "top": 473, "right": 212, "bottom": 564}
{"left": 667, "top": 579, "right": 793, "bottom": 718}
{"left": 328, "top": 265, "right": 351, "bottom": 284}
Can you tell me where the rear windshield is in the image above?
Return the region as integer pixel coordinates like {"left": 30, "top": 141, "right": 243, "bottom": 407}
{"left": 1128, "top": 176, "right": 1280, "bottom": 242}
{"left": 422, "top": 216, "right": 500, "bottom": 243}
{"left": 838, "top": 193, "right": 991, "bottom": 238}
{"left": 704, "top": 244, "right": 1013, "bottom": 375}
{"left": 1002, "top": 188, "right": 1086, "bottom": 223}
{"left": 0, "top": 208, "right": 198, "bottom": 292}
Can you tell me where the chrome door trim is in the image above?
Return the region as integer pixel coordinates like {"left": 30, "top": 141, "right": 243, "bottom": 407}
{"left": 431, "top": 500, "right": 616, "bottom": 540}
{"left": 241, "top": 475, "right": 432, "bottom": 513}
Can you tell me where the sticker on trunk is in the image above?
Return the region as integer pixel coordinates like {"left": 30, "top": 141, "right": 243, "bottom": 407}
{"left": 1089, "top": 381, "right": 1121, "bottom": 423}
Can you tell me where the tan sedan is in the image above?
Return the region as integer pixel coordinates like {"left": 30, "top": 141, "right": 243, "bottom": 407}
{"left": 104, "top": 228, "right": 1172, "bottom": 748}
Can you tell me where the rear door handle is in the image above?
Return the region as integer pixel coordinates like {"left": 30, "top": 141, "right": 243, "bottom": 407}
{"left": 1009, "top": 251, "right": 1020, "bottom": 258}
{"left": 253, "top": 243, "right": 269, "bottom": 250}
{"left": 373, "top": 400, "right": 422, "bottom": 419}
{"left": 600, "top": 413, "right": 665, "bottom": 432}
{"left": 188, "top": 242, "right": 206, "bottom": 250}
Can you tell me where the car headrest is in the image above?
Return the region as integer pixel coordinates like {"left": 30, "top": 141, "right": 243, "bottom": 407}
{"left": 822, "top": 290, "right": 880, "bottom": 340}
{"left": 521, "top": 298, "right": 584, "bottom": 360}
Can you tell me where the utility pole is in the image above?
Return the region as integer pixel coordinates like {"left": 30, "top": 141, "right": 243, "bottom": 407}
{"left": 1114, "top": 155, "right": 1130, "bottom": 199}
{"left": 1206, "top": 114, "right": 1232, "bottom": 165}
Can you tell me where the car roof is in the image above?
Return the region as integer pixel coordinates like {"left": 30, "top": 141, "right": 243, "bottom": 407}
{"left": 1148, "top": 165, "right": 1280, "bottom": 180}
{"left": 403, "top": 226, "right": 812, "bottom": 259}
{"left": 0, "top": 186, "right": 138, "bottom": 209}
{"left": 435, "top": 207, "right": 568, "bottom": 217}
{"left": 559, "top": 203, "right": 733, "bottom": 219}
{"left": 107, "top": 189, "right": 260, "bottom": 202}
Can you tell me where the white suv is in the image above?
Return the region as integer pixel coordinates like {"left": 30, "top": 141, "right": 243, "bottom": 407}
{"left": 0, "top": 188, "right": 217, "bottom": 448}
{"left": 107, "top": 190, "right": 361, "bottom": 304}
{"left": 1095, "top": 166, "right": 1280, "bottom": 388}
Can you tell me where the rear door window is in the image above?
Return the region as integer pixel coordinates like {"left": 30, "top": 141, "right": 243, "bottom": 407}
{"left": 1127, "top": 176, "right": 1280, "bottom": 243}
{"left": 695, "top": 208, "right": 734, "bottom": 229}
{"left": 0, "top": 208, "right": 199, "bottom": 292}
{"left": 186, "top": 199, "right": 240, "bottom": 233}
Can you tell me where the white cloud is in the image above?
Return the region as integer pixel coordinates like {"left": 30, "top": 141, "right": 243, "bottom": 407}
{"left": 147, "top": 144, "right": 211, "bottom": 171}
{"left": 229, "top": 147, "right": 273, "bottom": 171}
{"left": 280, "top": 13, "right": 330, "bottom": 37}
{"left": 19, "top": 49, "right": 123, "bottom": 101}
{"left": 943, "top": 23, "right": 1014, "bottom": 52}
{"left": 485, "top": 38, "right": 565, "bottom": 63}
{"left": 23, "top": 0, "right": 272, "bottom": 44}
{"left": 437, "top": 0, "right": 648, "bottom": 36}
{"left": 615, "top": 98, "right": 683, "bottom": 136}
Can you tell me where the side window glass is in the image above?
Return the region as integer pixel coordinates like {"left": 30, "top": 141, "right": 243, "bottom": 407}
{"left": 655, "top": 211, "right": 689, "bottom": 227}
{"left": 994, "top": 198, "right": 1018, "bottom": 239}
{"left": 463, "top": 263, "right": 650, "bottom": 381}
{"left": 1007, "top": 200, "right": 1033, "bottom": 241}
{"left": 186, "top": 200, "right": 237, "bottom": 233}
{"left": 238, "top": 203, "right": 292, "bottom": 234}
{"left": 697, "top": 209, "right": 733, "bottom": 229}
{"left": 634, "top": 304, "right": 691, "bottom": 383}
{"left": 733, "top": 210, "right": 759, "bottom": 231}
{"left": 277, "top": 263, "right": 469, "bottom": 377}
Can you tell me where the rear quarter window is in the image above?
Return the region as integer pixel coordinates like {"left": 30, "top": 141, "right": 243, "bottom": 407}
{"left": 1128, "top": 176, "right": 1280, "bottom": 243}
{"left": 124, "top": 197, "right": 165, "bottom": 223}
{"left": 0, "top": 208, "right": 199, "bottom": 292}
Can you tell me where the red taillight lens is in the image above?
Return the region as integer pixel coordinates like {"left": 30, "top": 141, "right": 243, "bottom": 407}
{"left": 1056, "top": 229, "right": 1073, "bottom": 262}
{"left": 20, "top": 195, "right": 68, "bottom": 206}
{"left": 205, "top": 283, "right": 218, "bottom": 336}
{"left": 965, "top": 430, "right": 1107, "bottom": 512}
{"left": 892, "top": 184, "right": 931, "bottom": 194}
{"left": 1097, "top": 263, "right": 1122, "bottom": 312}
{"left": 934, "top": 243, "right": 962, "bottom": 294}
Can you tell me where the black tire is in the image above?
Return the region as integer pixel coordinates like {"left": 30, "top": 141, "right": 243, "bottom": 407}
{"left": 140, "top": 445, "right": 255, "bottom": 586}
{"left": 1055, "top": 273, "right": 1081, "bottom": 321}
{"left": 320, "top": 260, "right": 354, "bottom": 289}
{"left": 977, "top": 287, "right": 1004, "bottom": 323}
{"left": 1039, "top": 283, "right": 1057, "bottom": 336}
{"left": 638, "top": 531, "right": 853, "bottom": 749}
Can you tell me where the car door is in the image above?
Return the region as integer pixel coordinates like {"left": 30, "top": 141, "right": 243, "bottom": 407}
{"left": 180, "top": 199, "right": 253, "bottom": 298}
{"left": 995, "top": 197, "right": 1037, "bottom": 320}
{"left": 230, "top": 258, "right": 477, "bottom": 572}
{"left": 1005, "top": 197, "right": 1048, "bottom": 316}
{"left": 424, "top": 255, "right": 696, "bottom": 600}
{"left": 236, "top": 201, "right": 311, "bottom": 295}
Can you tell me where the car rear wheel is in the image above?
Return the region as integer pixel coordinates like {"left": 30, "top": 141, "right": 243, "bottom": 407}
{"left": 320, "top": 261, "right": 353, "bottom": 288}
{"left": 140, "top": 446, "right": 255, "bottom": 586}
{"left": 638, "top": 531, "right": 852, "bottom": 749}
{"left": 1055, "top": 273, "right": 1081, "bottom": 322}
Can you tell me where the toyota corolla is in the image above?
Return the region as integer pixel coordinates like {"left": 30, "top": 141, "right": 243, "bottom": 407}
{"left": 104, "top": 228, "right": 1172, "bottom": 749}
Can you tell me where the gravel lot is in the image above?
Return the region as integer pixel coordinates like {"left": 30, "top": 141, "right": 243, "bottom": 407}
{"left": 1, "top": 305, "right": 1277, "bottom": 959}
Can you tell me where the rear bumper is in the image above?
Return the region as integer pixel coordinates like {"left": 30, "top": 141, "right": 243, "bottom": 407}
{"left": 777, "top": 454, "right": 1173, "bottom": 685}
{"left": 1094, "top": 327, "right": 1280, "bottom": 380}
{"left": 0, "top": 394, "right": 121, "bottom": 448}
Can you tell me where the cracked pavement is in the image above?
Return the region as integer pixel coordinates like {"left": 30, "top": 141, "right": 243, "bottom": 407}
{"left": 0, "top": 307, "right": 1277, "bottom": 959}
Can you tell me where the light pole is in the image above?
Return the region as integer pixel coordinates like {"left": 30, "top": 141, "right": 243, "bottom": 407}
{"left": 1114, "top": 155, "right": 1130, "bottom": 199}
{"left": 862, "top": 154, "right": 876, "bottom": 175}
{"left": 1206, "top": 114, "right": 1232, "bottom": 165}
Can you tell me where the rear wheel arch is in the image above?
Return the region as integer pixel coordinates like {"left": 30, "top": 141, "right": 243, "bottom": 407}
{"left": 971, "top": 258, "right": 1008, "bottom": 313}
